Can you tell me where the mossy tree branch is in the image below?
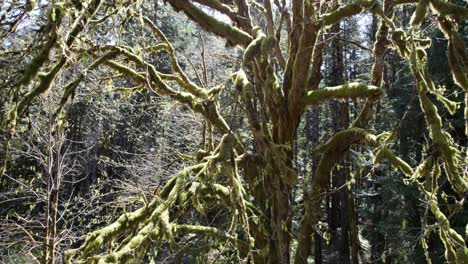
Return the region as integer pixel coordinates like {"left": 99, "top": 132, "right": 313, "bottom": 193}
{"left": 304, "top": 82, "right": 383, "bottom": 106}
{"left": 98, "top": 45, "right": 230, "bottom": 133}
{"left": 320, "top": 0, "right": 394, "bottom": 29}
{"left": 164, "top": 0, "right": 253, "bottom": 47}
{"left": 65, "top": 163, "right": 205, "bottom": 263}
{"left": 437, "top": 18, "right": 468, "bottom": 137}
{"left": 288, "top": 2, "right": 319, "bottom": 123}
{"left": 386, "top": 18, "right": 468, "bottom": 260}
{"left": 406, "top": 43, "right": 467, "bottom": 197}
{"left": 353, "top": 0, "right": 394, "bottom": 128}
{"left": 67, "top": 134, "right": 260, "bottom": 263}
{"left": 429, "top": 0, "right": 468, "bottom": 19}
{"left": 7, "top": 0, "right": 467, "bottom": 262}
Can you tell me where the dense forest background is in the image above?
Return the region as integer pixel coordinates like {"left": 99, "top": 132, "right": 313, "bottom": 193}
{"left": 0, "top": 0, "right": 467, "bottom": 263}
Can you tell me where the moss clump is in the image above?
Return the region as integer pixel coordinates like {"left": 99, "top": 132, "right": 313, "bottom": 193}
{"left": 243, "top": 31, "right": 266, "bottom": 63}
{"left": 392, "top": 28, "right": 410, "bottom": 57}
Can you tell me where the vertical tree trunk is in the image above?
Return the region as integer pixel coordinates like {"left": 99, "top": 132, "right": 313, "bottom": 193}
{"left": 311, "top": 107, "right": 323, "bottom": 264}
{"left": 349, "top": 191, "right": 359, "bottom": 264}
{"left": 330, "top": 20, "right": 351, "bottom": 263}
{"left": 338, "top": 104, "right": 351, "bottom": 264}
{"left": 43, "top": 127, "right": 63, "bottom": 264}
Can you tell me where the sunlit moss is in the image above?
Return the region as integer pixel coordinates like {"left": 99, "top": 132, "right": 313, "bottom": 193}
{"left": 304, "top": 82, "right": 382, "bottom": 106}
{"left": 410, "top": 0, "right": 429, "bottom": 28}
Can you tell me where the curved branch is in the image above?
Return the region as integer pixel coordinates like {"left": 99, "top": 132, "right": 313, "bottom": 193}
{"left": 101, "top": 47, "right": 230, "bottom": 133}
{"left": 14, "top": 0, "right": 102, "bottom": 117}
{"left": 165, "top": 0, "right": 253, "bottom": 47}
{"left": 193, "top": 0, "right": 237, "bottom": 20}
{"left": 295, "top": 128, "right": 378, "bottom": 264}
{"left": 320, "top": 0, "right": 395, "bottom": 30}
{"left": 295, "top": 128, "right": 419, "bottom": 263}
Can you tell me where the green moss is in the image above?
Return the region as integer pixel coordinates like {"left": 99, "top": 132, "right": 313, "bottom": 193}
{"left": 66, "top": 164, "right": 205, "bottom": 263}
{"left": 15, "top": 42, "right": 54, "bottom": 88}
{"left": 378, "top": 148, "right": 414, "bottom": 176}
{"left": 407, "top": 46, "right": 467, "bottom": 197}
{"left": 234, "top": 70, "right": 253, "bottom": 92}
{"left": 429, "top": 0, "right": 468, "bottom": 18}
{"left": 260, "top": 36, "right": 276, "bottom": 54}
{"left": 167, "top": 0, "right": 252, "bottom": 47}
{"left": 438, "top": 19, "right": 468, "bottom": 91}
{"left": 243, "top": 32, "right": 265, "bottom": 63}
{"left": 392, "top": 29, "right": 410, "bottom": 57}
{"left": 105, "top": 60, "right": 146, "bottom": 83}
{"left": 410, "top": 0, "right": 429, "bottom": 28}
{"left": 304, "top": 82, "right": 382, "bottom": 106}
{"left": 321, "top": 0, "right": 370, "bottom": 26}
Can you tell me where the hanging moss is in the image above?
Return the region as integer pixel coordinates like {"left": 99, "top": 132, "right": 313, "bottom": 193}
{"left": 415, "top": 51, "right": 459, "bottom": 115}
{"left": 159, "top": 210, "right": 176, "bottom": 249}
{"left": 437, "top": 18, "right": 468, "bottom": 137}
{"left": 438, "top": 19, "right": 468, "bottom": 90}
{"left": 407, "top": 157, "right": 468, "bottom": 262}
